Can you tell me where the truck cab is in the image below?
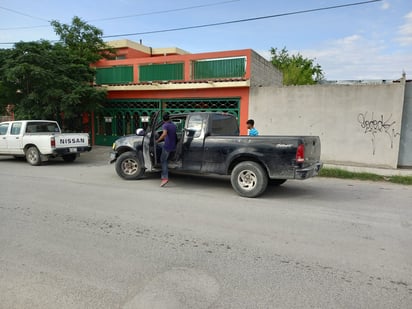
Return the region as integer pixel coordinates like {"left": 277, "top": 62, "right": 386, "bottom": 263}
{"left": 147, "top": 112, "right": 239, "bottom": 172}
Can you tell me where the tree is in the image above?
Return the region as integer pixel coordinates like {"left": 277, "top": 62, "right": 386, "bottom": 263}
{"left": 51, "top": 16, "right": 114, "bottom": 63}
{"left": 0, "top": 17, "right": 109, "bottom": 129}
{"left": 1, "top": 40, "right": 106, "bottom": 122}
{"left": 2, "top": 41, "right": 57, "bottom": 119}
{"left": 0, "top": 48, "right": 15, "bottom": 115}
{"left": 270, "top": 47, "right": 324, "bottom": 85}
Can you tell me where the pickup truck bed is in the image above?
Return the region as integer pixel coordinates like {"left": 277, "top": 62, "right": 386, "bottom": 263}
{"left": 201, "top": 135, "right": 321, "bottom": 179}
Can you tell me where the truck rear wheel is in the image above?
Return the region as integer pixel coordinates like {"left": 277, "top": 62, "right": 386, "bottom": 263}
{"left": 115, "top": 151, "right": 145, "bottom": 180}
{"left": 231, "top": 161, "right": 268, "bottom": 198}
{"left": 25, "top": 146, "right": 42, "bottom": 166}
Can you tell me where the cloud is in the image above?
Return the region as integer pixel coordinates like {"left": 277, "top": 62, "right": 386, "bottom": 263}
{"left": 334, "top": 34, "right": 362, "bottom": 47}
{"left": 302, "top": 34, "right": 412, "bottom": 80}
{"left": 255, "top": 34, "right": 411, "bottom": 81}
{"left": 381, "top": 1, "right": 390, "bottom": 10}
{"left": 396, "top": 11, "right": 412, "bottom": 46}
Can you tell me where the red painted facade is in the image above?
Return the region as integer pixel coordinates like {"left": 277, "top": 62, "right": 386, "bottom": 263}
{"left": 92, "top": 40, "right": 256, "bottom": 140}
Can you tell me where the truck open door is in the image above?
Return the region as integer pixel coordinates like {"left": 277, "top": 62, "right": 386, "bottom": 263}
{"left": 142, "top": 111, "right": 161, "bottom": 171}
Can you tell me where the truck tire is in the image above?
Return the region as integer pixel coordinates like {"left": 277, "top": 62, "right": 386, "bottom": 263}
{"left": 115, "top": 151, "right": 145, "bottom": 180}
{"left": 62, "top": 154, "right": 77, "bottom": 162}
{"left": 231, "top": 161, "right": 268, "bottom": 198}
{"left": 25, "top": 146, "right": 42, "bottom": 166}
{"left": 269, "top": 179, "right": 287, "bottom": 186}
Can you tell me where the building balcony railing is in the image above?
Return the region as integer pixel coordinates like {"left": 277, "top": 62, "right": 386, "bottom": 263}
{"left": 192, "top": 58, "right": 245, "bottom": 80}
{"left": 95, "top": 57, "right": 247, "bottom": 85}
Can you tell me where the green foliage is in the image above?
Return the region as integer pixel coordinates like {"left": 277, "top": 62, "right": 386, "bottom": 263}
{"left": 270, "top": 47, "right": 324, "bottom": 85}
{"left": 0, "top": 17, "right": 108, "bottom": 128}
{"left": 51, "top": 16, "right": 115, "bottom": 62}
{"left": 0, "top": 48, "right": 15, "bottom": 113}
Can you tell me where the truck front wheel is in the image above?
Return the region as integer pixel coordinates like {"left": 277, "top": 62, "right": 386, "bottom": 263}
{"left": 115, "top": 151, "right": 145, "bottom": 180}
{"left": 231, "top": 161, "right": 268, "bottom": 198}
{"left": 25, "top": 146, "right": 42, "bottom": 166}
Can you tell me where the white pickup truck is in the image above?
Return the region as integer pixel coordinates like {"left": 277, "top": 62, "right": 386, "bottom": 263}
{"left": 0, "top": 120, "right": 91, "bottom": 165}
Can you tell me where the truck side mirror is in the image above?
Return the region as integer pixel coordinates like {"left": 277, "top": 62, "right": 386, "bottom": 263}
{"left": 136, "top": 128, "right": 145, "bottom": 136}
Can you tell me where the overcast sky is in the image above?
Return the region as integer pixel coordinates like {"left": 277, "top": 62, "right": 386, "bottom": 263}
{"left": 1, "top": 0, "right": 411, "bottom": 80}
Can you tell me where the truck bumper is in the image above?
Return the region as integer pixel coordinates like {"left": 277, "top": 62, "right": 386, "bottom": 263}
{"left": 109, "top": 151, "right": 117, "bottom": 164}
{"left": 294, "top": 162, "right": 323, "bottom": 180}
{"left": 53, "top": 146, "right": 92, "bottom": 156}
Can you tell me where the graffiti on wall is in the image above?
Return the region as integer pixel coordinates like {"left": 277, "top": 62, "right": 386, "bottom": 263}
{"left": 357, "top": 112, "right": 400, "bottom": 155}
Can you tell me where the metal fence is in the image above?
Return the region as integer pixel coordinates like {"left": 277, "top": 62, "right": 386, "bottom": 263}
{"left": 94, "top": 98, "right": 240, "bottom": 145}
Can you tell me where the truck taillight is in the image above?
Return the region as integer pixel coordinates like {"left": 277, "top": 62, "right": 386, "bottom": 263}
{"left": 296, "top": 144, "right": 305, "bottom": 163}
{"left": 51, "top": 136, "right": 56, "bottom": 148}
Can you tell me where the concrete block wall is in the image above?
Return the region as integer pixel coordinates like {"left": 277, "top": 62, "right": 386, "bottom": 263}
{"left": 249, "top": 83, "right": 406, "bottom": 168}
{"left": 250, "top": 50, "right": 283, "bottom": 87}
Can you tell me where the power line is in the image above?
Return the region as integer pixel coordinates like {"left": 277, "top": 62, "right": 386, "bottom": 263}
{"left": 0, "top": 5, "right": 49, "bottom": 22}
{"left": 0, "top": 0, "right": 382, "bottom": 45}
{"left": 0, "top": 24, "right": 50, "bottom": 31}
{"left": 89, "top": 0, "right": 241, "bottom": 22}
{"left": 0, "top": 0, "right": 240, "bottom": 31}
{"left": 102, "top": 0, "right": 382, "bottom": 39}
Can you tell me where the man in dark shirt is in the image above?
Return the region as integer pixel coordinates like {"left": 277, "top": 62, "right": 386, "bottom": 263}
{"left": 155, "top": 113, "right": 177, "bottom": 187}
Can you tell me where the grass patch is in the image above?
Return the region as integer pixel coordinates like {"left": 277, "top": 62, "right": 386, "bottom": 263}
{"left": 389, "top": 175, "right": 412, "bottom": 185}
{"left": 319, "top": 168, "right": 412, "bottom": 185}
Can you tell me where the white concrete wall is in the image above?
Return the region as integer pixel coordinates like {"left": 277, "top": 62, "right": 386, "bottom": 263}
{"left": 249, "top": 83, "right": 406, "bottom": 168}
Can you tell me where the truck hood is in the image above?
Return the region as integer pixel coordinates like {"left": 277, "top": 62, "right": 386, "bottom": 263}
{"left": 114, "top": 134, "right": 144, "bottom": 150}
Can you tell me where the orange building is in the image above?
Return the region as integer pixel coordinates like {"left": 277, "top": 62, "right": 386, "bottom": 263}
{"left": 92, "top": 39, "right": 282, "bottom": 145}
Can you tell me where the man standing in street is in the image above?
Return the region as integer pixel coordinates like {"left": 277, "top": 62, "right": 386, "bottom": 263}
{"left": 156, "top": 113, "right": 176, "bottom": 187}
{"left": 246, "top": 119, "right": 259, "bottom": 136}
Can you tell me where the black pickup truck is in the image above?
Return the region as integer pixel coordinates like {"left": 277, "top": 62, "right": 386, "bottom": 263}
{"left": 110, "top": 112, "right": 322, "bottom": 198}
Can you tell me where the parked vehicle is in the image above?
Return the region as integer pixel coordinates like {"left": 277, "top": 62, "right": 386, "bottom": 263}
{"left": 110, "top": 112, "right": 322, "bottom": 197}
{"left": 0, "top": 120, "right": 91, "bottom": 165}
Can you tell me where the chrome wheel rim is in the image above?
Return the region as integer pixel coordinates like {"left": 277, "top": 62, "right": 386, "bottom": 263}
{"left": 122, "top": 158, "right": 139, "bottom": 175}
{"left": 27, "top": 148, "right": 38, "bottom": 163}
{"left": 237, "top": 169, "right": 257, "bottom": 191}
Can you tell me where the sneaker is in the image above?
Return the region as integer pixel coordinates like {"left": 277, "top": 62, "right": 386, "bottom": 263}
{"left": 160, "top": 178, "right": 169, "bottom": 187}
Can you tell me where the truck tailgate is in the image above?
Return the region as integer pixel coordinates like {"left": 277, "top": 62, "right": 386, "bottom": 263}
{"left": 55, "top": 133, "right": 89, "bottom": 148}
{"left": 302, "top": 136, "right": 321, "bottom": 166}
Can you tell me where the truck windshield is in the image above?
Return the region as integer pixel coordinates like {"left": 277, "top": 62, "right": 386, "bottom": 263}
{"left": 26, "top": 122, "right": 60, "bottom": 133}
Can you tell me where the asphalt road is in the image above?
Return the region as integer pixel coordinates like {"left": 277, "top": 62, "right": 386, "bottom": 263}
{"left": 0, "top": 148, "right": 411, "bottom": 308}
